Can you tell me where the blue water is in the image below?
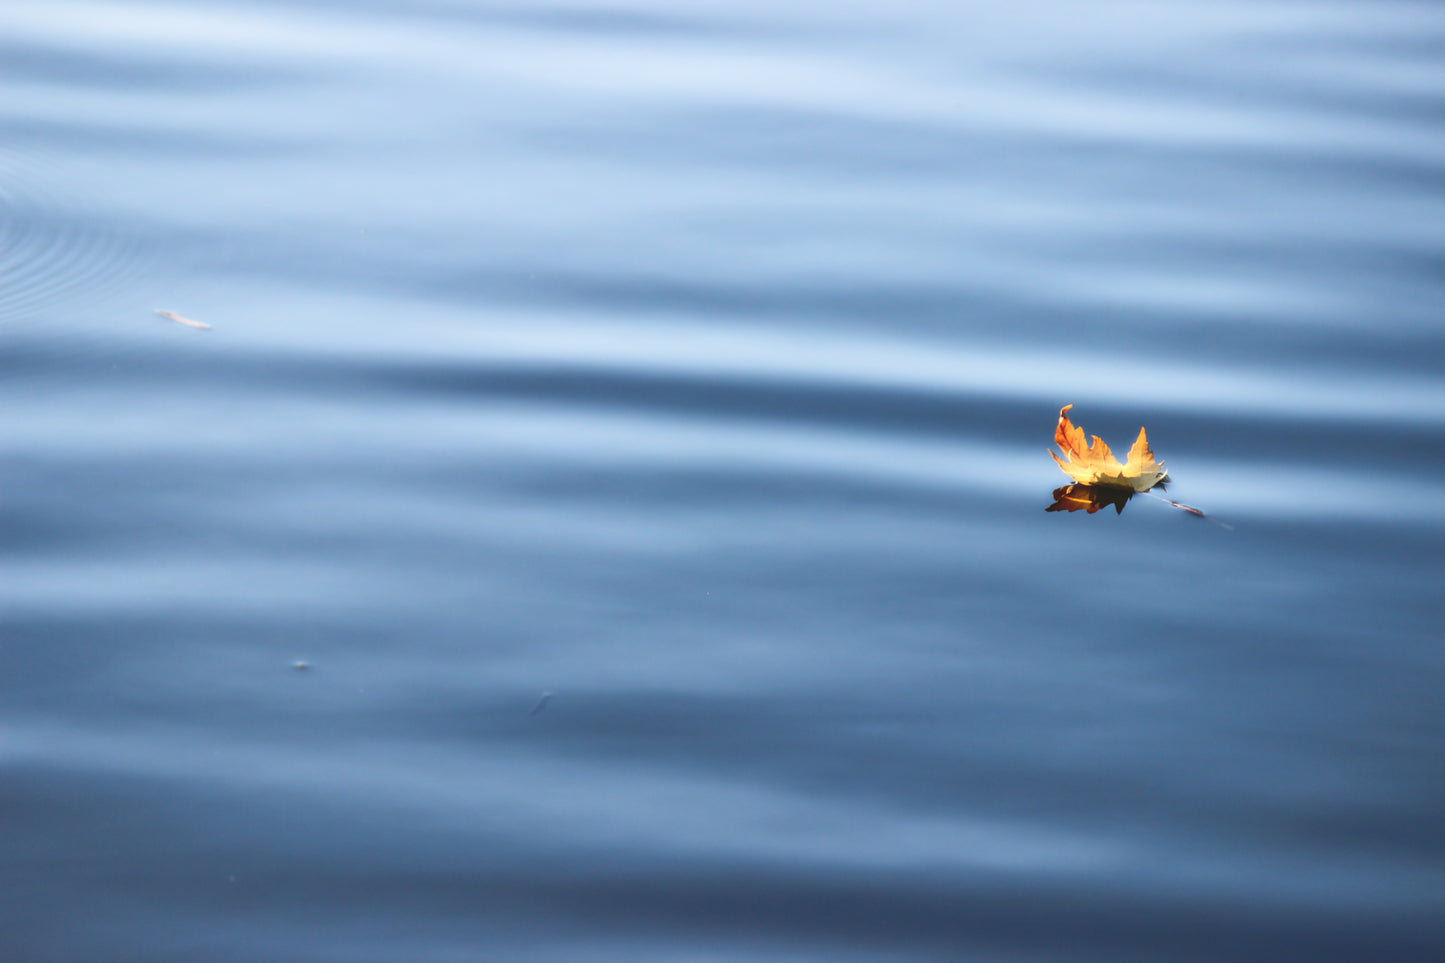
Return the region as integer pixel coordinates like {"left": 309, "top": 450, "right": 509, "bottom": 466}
{"left": 4, "top": 2, "right": 1444, "bottom": 960}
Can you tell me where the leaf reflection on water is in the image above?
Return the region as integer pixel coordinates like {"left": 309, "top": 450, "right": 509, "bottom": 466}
{"left": 1047, "top": 483, "right": 1136, "bottom": 515}
{"left": 1047, "top": 484, "right": 1222, "bottom": 526}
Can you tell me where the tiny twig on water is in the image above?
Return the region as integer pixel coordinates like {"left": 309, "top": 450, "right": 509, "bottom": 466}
{"left": 156, "top": 309, "right": 211, "bottom": 330}
{"left": 1141, "top": 490, "right": 1232, "bottom": 529}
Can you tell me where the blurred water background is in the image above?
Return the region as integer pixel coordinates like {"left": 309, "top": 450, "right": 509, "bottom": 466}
{"left": 3, "top": 1, "right": 1444, "bottom": 960}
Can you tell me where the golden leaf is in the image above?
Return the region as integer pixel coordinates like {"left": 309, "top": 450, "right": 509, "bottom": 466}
{"left": 1048, "top": 404, "right": 1166, "bottom": 493}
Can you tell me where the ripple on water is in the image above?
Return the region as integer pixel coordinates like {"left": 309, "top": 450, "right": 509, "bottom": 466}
{"left": 0, "top": 148, "right": 149, "bottom": 324}
{"left": 0, "top": 149, "right": 169, "bottom": 379}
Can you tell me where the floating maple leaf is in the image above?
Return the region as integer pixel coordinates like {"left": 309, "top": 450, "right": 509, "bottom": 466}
{"left": 1048, "top": 404, "right": 1167, "bottom": 492}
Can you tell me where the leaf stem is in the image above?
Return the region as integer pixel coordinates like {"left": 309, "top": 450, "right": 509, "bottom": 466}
{"left": 1140, "top": 490, "right": 1232, "bottom": 529}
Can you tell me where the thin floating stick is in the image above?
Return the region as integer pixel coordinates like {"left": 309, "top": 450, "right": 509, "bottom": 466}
{"left": 155, "top": 309, "right": 211, "bottom": 330}
{"left": 1141, "top": 490, "right": 1232, "bottom": 529}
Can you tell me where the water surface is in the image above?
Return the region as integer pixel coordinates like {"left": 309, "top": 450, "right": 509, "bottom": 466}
{"left": 4, "top": 1, "right": 1444, "bottom": 960}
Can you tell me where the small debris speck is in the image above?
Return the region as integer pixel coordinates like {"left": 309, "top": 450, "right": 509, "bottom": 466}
{"left": 155, "top": 309, "right": 211, "bottom": 330}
